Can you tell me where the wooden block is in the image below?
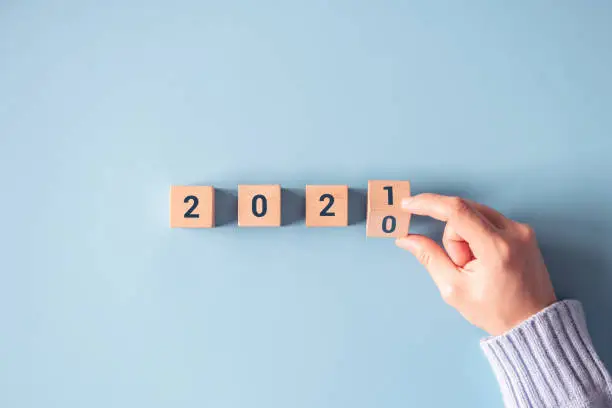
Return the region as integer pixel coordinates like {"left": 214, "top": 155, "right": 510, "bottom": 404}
{"left": 366, "top": 210, "right": 411, "bottom": 237}
{"left": 367, "top": 180, "right": 411, "bottom": 211}
{"left": 366, "top": 180, "right": 411, "bottom": 237}
{"left": 169, "top": 185, "right": 215, "bottom": 228}
{"left": 305, "top": 185, "right": 348, "bottom": 227}
{"left": 238, "top": 184, "right": 281, "bottom": 227}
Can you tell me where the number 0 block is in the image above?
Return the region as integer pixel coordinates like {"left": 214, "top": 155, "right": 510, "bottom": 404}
{"left": 170, "top": 185, "right": 215, "bottom": 228}
{"left": 238, "top": 184, "right": 281, "bottom": 227}
{"left": 305, "top": 185, "right": 348, "bottom": 227}
{"left": 366, "top": 180, "right": 411, "bottom": 237}
{"left": 366, "top": 210, "right": 411, "bottom": 237}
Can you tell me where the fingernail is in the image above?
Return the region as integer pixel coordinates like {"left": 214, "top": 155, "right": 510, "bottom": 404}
{"left": 401, "top": 197, "right": 414, "bottom": 210}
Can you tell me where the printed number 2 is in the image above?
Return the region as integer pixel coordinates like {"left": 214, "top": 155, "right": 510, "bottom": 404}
{"left": 184, "top": 195, "right": 200, "bottom": 218}
{"left": 252, "top": 194, "right": 268, "bottom": 217}
{"left": 382, "top": 215, "right": 396, "bottom": 233}
{"left": 319, "top": 194, "right": 335, "bottom": 216}
{"left": 383, "top": 186, "right": 393, "bottom": 205}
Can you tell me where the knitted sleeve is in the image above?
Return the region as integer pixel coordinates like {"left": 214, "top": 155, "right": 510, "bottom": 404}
{"left": 481, "top": 300, "right": 612, "bottom": 407}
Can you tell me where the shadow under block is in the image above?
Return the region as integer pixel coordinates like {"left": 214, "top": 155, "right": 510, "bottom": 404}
{"left": 170, "top": 185, "right": 215, "bottom": 228}
{"left": 305, "top": 185, "right": 348, "bottom": 227}
{"left": 366, "top": 180, "right": 411, "bottom": 237}
{"left": 238, "top": 184, "right": 281, "bottom": 227}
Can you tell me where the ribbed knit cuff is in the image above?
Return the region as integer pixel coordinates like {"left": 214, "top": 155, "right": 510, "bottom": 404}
{"left": 481, "top": 300, "right": 612, "bottom": 408}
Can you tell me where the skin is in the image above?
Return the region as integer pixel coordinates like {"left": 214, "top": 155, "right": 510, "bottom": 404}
{"left": 395, "top": 193, "right": 557, "bottom": 336}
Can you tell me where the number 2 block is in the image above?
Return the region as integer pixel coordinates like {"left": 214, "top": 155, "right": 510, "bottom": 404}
{"left": 238, "top": 184, "right": 281, "bottom": 227}
{"left": 169, "top": 185, "right": 215, "bottom": 228}
{"left": 366, "top": 180, "right": 411, "bottom": 237}
{"left": 305, "top": 185, "right": 348, "bottom": 227}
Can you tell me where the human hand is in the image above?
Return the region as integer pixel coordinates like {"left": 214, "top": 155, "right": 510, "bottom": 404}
{"left": 395, "top": 194, "right": 556, "bottom": 336}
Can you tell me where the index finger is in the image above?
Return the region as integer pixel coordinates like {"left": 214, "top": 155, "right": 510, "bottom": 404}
{"left": 401, "top": 193, "right": 498, "bottom": 253}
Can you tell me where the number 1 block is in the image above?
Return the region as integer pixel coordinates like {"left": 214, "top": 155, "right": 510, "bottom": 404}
{"left": 238, "top": 184, "right": 281, "bottom": 227}
{"left": 170, "top": 185, "right": 215, "bottom": 228}
{"left": 366, "top": 180, "right": 411, "bottom": 237}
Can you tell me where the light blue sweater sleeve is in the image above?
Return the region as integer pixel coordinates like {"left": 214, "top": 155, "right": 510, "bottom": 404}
{"left": 481, "top": 300, "right": 612, "bottom": 407}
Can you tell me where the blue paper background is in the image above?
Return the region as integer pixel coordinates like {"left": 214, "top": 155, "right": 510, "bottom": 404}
{"left": 2, "top": 1, "right": 612, "bottom": 407}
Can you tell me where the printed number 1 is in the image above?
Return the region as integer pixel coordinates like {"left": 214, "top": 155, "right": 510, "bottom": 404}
{"left": 383, "top": 186, "right": 393, "bottom": 205}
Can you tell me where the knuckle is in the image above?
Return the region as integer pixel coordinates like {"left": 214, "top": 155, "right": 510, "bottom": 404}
{"left": 470, "top": 283, "right": 488, "bottom": 304}
{"left": 517, "top": 223, "right": 536, "bottom": 241}
{"left": 440, "top": 283, "right": 459, "bottom": 304}
{"left": 448, "top": 197, "right": 470, "bottom": 218}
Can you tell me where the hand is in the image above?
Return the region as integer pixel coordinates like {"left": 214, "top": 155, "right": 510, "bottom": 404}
{"left": 395, "top": 194, "right": 557, "bottom": 336}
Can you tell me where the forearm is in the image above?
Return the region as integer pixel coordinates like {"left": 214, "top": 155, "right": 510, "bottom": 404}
{"left": 481, "top": 300, "right": 612, "bottom": 408}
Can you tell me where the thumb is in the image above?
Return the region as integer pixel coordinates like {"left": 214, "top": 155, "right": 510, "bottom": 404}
{"left": 395, "top": 234, "right": 459, "bottom": 289}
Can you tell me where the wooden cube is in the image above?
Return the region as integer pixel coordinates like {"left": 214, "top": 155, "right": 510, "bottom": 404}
{"left": 366, "top": 210, "right": 411, "bottom": 237}
{"left": 366, "top": 180, "right": 411, "bottom": 237}
{"left": 238, "top": 184, "right": 281, "bottom": 227}
{"left": 169, "top": 185, "right": 215, "bottom": 228}
{"left": 367, "top": 180, "right": 411, "bottom": 211}
{"left": 305, "top": 185, "right": 348, "bottom": 227}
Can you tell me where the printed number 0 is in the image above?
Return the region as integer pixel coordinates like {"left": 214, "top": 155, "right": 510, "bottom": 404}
{"left": 184, "top": 195, "right": 200, "bottom": 218}
{"left": 382, "top": 215, "right": 396, "bottom": 233}
{"left": 319, "top": 194, "right": 335, "bottom": 216}
{"left": 252, "top": 194, "right": 268, "bottom": 217}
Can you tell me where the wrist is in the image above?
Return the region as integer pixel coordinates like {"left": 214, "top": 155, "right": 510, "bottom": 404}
{"left": 505, "top": 302, "right": 558, "bottom": 336}
{"left": 487, "top": 295, "right": 557, "bottom": 336}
